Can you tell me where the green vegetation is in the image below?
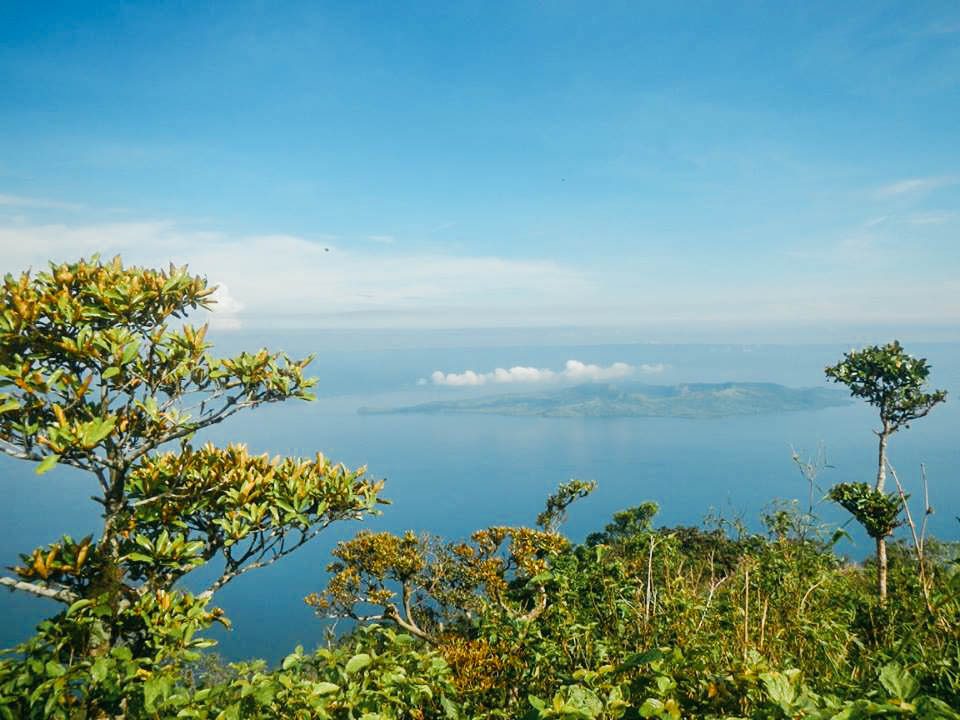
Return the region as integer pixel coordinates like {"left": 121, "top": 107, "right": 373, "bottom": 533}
{"left": 1, "top": 258, "right": 958, "bottom": 718}
{"left": 0, "top": 258, "right": 382, "bottom": 718}
{"left": 826, "top": 342, "right": 946, "bottom": 603}
{"left": 360, "top": 382, "right": 850, "bottom": 418}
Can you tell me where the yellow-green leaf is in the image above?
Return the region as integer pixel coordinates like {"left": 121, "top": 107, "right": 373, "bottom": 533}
{"left": 345, "top": 653, "right": 372, "bottom": 674}
{"left": 67, "top": 598, "right": 93, "bottom": 617}
{"left": 35, "top": 454, "right": 60, "bottom": 475}
{"left": 82, "top": 417, "right": 116, "bottom": 446}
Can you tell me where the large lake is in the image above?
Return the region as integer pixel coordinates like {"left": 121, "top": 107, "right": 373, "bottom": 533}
{"left": 3, "top": 337, "right": 958, "bottom": 662}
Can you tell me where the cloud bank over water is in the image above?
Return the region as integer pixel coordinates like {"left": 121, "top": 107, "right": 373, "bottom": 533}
{"left": 425, "top": 360, "right": 665, "bottom": 386}
{"left": 3, "top": 195, "right": 959, "bottom": 341}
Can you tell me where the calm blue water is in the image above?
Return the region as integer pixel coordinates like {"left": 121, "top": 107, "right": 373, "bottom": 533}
{"left": 3, "top": 337, "right": 958, "bottom": 662}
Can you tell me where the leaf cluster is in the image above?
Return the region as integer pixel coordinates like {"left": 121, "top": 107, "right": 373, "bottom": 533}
{"left": 825, "top": 341, "right": 946, "bottom": 432}
{"left": 827, "top": 483, "right": 904, "bottom": 539}
{"left": 0, "top": 257, "right": 318, "bottom": 483}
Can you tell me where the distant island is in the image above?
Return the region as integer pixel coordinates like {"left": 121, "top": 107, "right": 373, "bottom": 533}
{"left": 359, "top": 382, "right": 851, "bottom": 418}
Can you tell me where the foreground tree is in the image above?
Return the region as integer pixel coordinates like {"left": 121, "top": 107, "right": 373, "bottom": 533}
{"left": 0, "top": 257, "right": 382, "bottom": 717}
{"left": 308, "top": 481, "right": 595, "bottom": 644}
{"left": 825, "top": 340, "right": 946, "bottom": 603}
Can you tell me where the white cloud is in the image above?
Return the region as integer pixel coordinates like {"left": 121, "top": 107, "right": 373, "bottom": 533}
{"left": 428, "top": 359, "right": 646, "bottom": 386}
{"left": 431, "top": 369, "right": 492, "bottom": 386}
{"left": 2, "top": 196, "right": 958, "bottom": 336}
{"left": 561, "top": 360, "right": 633, "bottom": 381}
{"left": 0, "top": 217, "right": 592, "bottom": 328}
{"left": 876, "top": 176, "right": 955, "bottom": 197}
{"left": 493, "top": 365, "right": 552, "bottom": 383}
{"left": 0, "top": 220, "right": 184, "bottom": 267}
{"left": 0, "top": 194, "right": 85, "bottom": 211}
{"left": 206, "top": 282, "right": 244, "bottom": 330}
{"left": 638, "top": 363, "right": 666, "bottom": 374}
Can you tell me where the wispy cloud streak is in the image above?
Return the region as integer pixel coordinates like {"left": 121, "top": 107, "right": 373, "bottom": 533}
{"left": 876, "top": 176, "right": 955, "bottom": 197}
{"left": 0, "top": 194, "right": 85, "bottom": 211}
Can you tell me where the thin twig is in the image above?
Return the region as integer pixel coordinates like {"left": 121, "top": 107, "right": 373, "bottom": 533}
{"left": 799, "top": 578, "right": 827, "bottom": 615}
{"left": 743, "top": 564, "right": 750, "bottom": 651}
{"left": 644, "top": 535, "right": 655, "bottom": 622}
{"left": 696, "top": 575, "right": 729, "bottom": 632}
{"left": 759, "top": 596, "right": 769, "bottom": 650}
{"left": 919, "top": 463, "right": 931, "bottom": 554}
{"left": 887, "top": 460, "right": 934, "bottom": 615}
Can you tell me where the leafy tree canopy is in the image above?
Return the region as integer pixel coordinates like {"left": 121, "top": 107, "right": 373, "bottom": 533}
{"left": 0, "top": 257, "right": 383, "bottom": 718}
{"left": 825, "top": 340, "right": 946, "bottom": 433}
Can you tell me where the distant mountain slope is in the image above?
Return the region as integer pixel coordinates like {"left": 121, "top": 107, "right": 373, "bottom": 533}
{"left": 359, "top": 382, "right": 851, "bottom": 418}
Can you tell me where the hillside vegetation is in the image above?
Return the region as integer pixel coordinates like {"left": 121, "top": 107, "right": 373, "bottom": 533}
{"left": 0, "top": 258, "right": 957, "bottom": 719}
{"left": 359, "top": 381, "right": 851, "bottom": 418}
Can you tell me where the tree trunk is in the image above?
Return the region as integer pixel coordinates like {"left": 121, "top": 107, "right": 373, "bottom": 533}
{"left": 876, "top": 427, "right": 889, "bottom": 603}
{"left": 876, "top": 536, "right": 887, "bottom": 605}
{"left": 876, "top": 430, "right": 888, "bottom": 492}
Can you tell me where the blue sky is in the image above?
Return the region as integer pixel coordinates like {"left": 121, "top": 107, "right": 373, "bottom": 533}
{"left": 1, "top": 1, "right": 958, "bottom": 339}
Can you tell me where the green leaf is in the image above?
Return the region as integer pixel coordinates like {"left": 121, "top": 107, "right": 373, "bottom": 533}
{"left": 878, "top": 663, "right": 919, "bottom": 701}
{"left": 0, "top": 399, "right": 18, "bottom": 414}
{"left": 121, "top": 342, "right": 140, "bottom": 364}
{"left": 313, "top": 682, "right": 340, "bottom": 696}
{"left": 90, "top": 658, "right": 108, "bottom": 683}
{"left": 144, "top": 677, "right": 165, "bottom": 712}
{"left": 760, "top": 672, "right": 796, "bottom": 709}
{"left": 102, "top": 366, "right": 120, "bottom": 380}
{"left": 252, "top": 683, "right": 276, "bottom": 705}
{"left": 441, "top": 695, "right": 461, "bottom": 719}
{"left": 82, "top": 417, "right": 116, "bottom": 446}
{"left": 615, "top": 648, "right": 665, "bottom": 673}
{"left": 111, "top": 646, "right": 133, "bottom": 662}
{"left": 639, "top": 698, "right": 665, "bottom": 718}
{"left": 66, "top": 598, "right": 93, "bottom": 617}
{"left": 345, "top": 653, "right": 372, "bottom": 674}
{"left": 922, "top": 698, "right": 960, "bottom": 720}
{"left": 35, "top": 454, "right": 60, "bottom": 476}
{"left": 565, "top": 686, "right": 603, "bottom": 716}
{"left": 124, "top": 552, "right": 154, "bottom": 564}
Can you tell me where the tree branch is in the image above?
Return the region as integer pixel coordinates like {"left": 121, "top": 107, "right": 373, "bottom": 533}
{"left": 385, "top": 601, "right": 436, "bottom": 644}
{"left": 0, "top": 440, "right": 114, "bottom": 485}
{"left": 0, "top": 576, "right": 77, "bottom": 604}
{"left": 201, "top": 522, "right": 333, "bottom": 597}
{"left": 123, "top": 397, "right": 256, "bottom": 467}
{"left": 0, "top": 440, "right": 43, "bottom": 462}
{"left": 516, "top": 587, "right": 549, "bottom": 623}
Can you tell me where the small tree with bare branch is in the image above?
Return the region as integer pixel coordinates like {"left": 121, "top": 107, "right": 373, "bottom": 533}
{"left": 825, "top": 341, "right": 946, "bottom": 603}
